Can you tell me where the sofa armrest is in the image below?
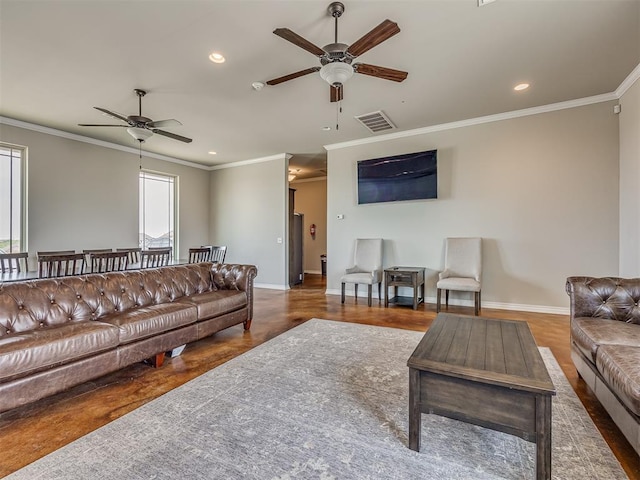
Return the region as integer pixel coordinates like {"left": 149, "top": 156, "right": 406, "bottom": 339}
{"left": 211, "top": 263, "right": 258, "bottom": 319}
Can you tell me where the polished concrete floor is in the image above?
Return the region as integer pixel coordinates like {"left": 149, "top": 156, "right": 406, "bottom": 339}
{"left": 0, "top": 274, "right": 638, "bottom": 478}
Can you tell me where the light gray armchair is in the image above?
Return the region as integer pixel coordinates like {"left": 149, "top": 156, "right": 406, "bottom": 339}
{"left": 341, "top": 238, "right": 383, "bottom": 307}
{"left": 436, "top": 237, "right": 482, "bottom": 315}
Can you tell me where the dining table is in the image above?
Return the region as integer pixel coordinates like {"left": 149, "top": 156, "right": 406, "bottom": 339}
{"left": 0, "top": 258, "right": 189, "bottom": 283}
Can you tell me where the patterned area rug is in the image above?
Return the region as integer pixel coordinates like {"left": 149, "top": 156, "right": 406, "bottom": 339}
{"left": 7, "top": 319, "right": 627, "bottom": 479}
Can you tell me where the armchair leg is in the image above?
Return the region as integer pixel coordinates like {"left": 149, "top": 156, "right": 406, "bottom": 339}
{"left": 341, "top": 283, "right": 345, "bottom": 304}
{"left": 475, "top": 291, "right": 481, "bottom": 316}
{"left": 378, "top": 282, "right": 381, "bottom": 301}
{"left": 436, "top": 288, "right": 441, "bottom": 312}
{"left": 355, "top": 284, "right": 358, "bottom": 301}
{"left": 445, "top": 290, "right": 449, "bottom": 308}
{"left": 368, "top": 284, "right": 372, "bottom": 307}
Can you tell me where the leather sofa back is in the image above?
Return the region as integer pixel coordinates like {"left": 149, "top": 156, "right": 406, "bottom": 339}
{"left": 0, "top": 263, "right": 214, "bottom": 337}
{"left": 566, "top": 276, "right": 640, "bottom": 324}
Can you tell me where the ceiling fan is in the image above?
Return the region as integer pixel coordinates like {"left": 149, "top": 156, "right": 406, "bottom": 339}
{"left": 78, "top": 89, "right": 192, "bottom": 143}
{"left": 266, "top": 1, "right": 408, "bottom": 102}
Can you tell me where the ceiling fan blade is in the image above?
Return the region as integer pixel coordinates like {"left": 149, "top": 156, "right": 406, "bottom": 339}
{"left": 93, "top": 107, "right": 130, "bottom": 124}
{"left": 353, "top": 63, "right": 408, "bottom": 82}
{"left": 330, "top": 84, "right": 343, "bottom": 103}
{"left": 273, "top": 28, "right": 326, "bottom": 57}
{"left": 346, "top": 20, "right": 400, "bottom": 58}
{"left": 151, "top": 129, "right": 193, "bottom": 143}
{"left": 78, "top": 124, "right": 128, "bottom": 127}
{"left": 146, "top": 119, "right": 182, "bottom": 128}
{"left": 266, "top": 67, "right": 321, "bottom": 86}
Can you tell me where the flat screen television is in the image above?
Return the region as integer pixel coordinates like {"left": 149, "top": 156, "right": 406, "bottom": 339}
{"left": 357, "top": 149, "right": 437, "bottom": 205}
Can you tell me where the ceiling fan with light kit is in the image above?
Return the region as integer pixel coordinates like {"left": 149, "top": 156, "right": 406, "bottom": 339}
{"left": 266, "top": 1, "right": 408, "bottom": 103}
{"left": 78, "top": 89, "right": 192, "bottom": 144}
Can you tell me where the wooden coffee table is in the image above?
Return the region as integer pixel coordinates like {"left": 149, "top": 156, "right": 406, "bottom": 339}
{"left": 407, "top": 313, "right": 556, "bottom": 480}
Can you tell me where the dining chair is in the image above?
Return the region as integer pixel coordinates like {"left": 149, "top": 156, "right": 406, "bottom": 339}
{"left": 189, "top": 247, "right": 211, "bottom": 263}
{"left": 116, "top": 247, "right": 142, "bottom": 265}
{"left": 340, "top": 238, "right": 383, "bottom": 307}
{"left": 38, "top": 253, "right": 85, "bottom": 278}
{"left": 37, "top": 250, "right": 75, "bottom": 257}
{"left": 89, "top": 251, "right": 129, "bottom": 273}
{"left": 436, "top": 237, "right": 482, "bottom": 316}
{"left": 202, "top": 245, "right": 227, "bottom": 263}
{"left": 83, "top": 249, "right": 113, "bottom": 272}
{"left": 140, "top": 248, "right": 171, "bottom": 268}
{"left": 0, "top": 252, "right": 29, "bottom": 274}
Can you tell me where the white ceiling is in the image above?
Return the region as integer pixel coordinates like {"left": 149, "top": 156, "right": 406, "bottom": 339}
{"left": 1, "top": 0, "right": 638, "bottom": 174}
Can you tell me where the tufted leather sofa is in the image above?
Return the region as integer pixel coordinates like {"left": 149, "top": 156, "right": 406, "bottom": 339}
{"left": 566, "top": 276, "right": 640, "bottom": 455}
{"left": 0, "top": 261, "right": 257, "bottom": 412}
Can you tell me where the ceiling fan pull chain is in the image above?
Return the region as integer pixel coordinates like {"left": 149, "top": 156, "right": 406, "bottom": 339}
{"left": 336, "top": 101, "right": 339, "bottom": 131}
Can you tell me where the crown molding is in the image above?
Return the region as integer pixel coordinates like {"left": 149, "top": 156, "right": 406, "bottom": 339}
{"left": 208, "top": 153, "right": 291, "bottom": 171}
{"left": 290, "top": 176, "right": 327, "bottom": 184}
{"left": 616, "top": 62, "right": 640, "bottom": 98}
{"left": 0, "top": 116, "right": 210, "bottom": 170}
{"left": 324, "top": 92, "right": 618, "bottom": 151}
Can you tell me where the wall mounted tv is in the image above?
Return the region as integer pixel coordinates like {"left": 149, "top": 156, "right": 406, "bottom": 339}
{"left": 357, "top": 149, "right": 437, "bottom": 205}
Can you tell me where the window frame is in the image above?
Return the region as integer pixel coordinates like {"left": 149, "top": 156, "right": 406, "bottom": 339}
{"left": 0, "top": 142, "right": 27, "bottom": 253}
{"left": 139, "top": 169, "right": 178, "bottom": 259}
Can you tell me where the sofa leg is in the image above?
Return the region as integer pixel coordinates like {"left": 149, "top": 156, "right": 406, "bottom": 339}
{"left": 436, "top": 288, "right": 441, "bottom": 312}
{"left": 243, "top": 319, "right": 252, "bottom": 331}
{"left": 149, "top": 352, "right": 165, "bottom": 368}
{"left": 445, "top": 290, "right": 449, "bottom": 308}
{"left": 341, "top": 283, "right": 346, "bottom": 304}
{"left": 367, "top": 284, "right": 372, "bottom": 307}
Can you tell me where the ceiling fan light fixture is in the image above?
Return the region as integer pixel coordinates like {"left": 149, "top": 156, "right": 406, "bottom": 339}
{"left": 127, "top": 127, "right": 153, "bottom": 142}
{"left": 319, "top": 61, "right": 354, "bottom": 86}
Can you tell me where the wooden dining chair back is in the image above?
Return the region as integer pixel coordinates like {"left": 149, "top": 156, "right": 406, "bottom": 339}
{"left": 116, "top": 247, "right": 141, "bottom": 265}
{"left": 38, "top": 253, "right": 85, "bottom": 278}
{"left": 140, "top": 248, "right": 171, "bottom": 268}
{"left": 37, "top": 250, "right": 75, "bottom": 257}
{"left": 90, "top": 251, "right": 129, "bottom": 273}
{"left": 188, "top": 247, "right": 211, "bottom": 263}
{"left": 83, "top": 249, "right": 113, "bottom": 272}
{"left": 0, "top": 252, "right": 28, "bottom": 274}
{"left": 202, "top": 245, "right": 227, "bottom": 263}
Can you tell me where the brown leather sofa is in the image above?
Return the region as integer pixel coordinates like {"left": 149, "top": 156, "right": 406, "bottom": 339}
{"left": 566, "top": 276, "right": 640, "bottom": 456}
{"left": 0, "top": 262, "right": 257, "bottom": 412}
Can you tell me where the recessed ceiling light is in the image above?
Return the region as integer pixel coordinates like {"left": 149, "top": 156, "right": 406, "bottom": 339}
{"left": 514, "top": 83, "right": 530, "bottom": 91}
{"left": 209, "top": 52, "right": 225, "bottom": 64}
{"left": 322, "top": 126, "right": 331, "bottom": 131}
{"left": 208, "top": 151, "right": 217, "bottom": 155}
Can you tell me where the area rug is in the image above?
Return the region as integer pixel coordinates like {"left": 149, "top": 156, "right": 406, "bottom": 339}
{"left": 7, "top": 319, "right": 627, "bottom": 479}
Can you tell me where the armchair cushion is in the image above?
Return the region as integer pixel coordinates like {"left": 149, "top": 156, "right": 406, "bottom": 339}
{"left": 341, "top": 272, "right": 380, "bottom": 285}
{"left": 437, "top": 277, "right": 481, "bottom": 292}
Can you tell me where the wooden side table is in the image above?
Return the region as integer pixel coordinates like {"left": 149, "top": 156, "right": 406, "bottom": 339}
{"left": 384, "top": 266, "right": 425, "bottom": 310}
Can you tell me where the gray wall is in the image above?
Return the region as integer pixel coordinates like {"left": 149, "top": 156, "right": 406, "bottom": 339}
{"left": 209, "top": 157, "right": 288, "bottom": 288}
{"left": 0, "top": 124, "right": 210, "bottom": 264}
{"left": 619, "top": 77, "right": 640, "bottom": 276}
{"left": 326, "top": 101, "right": 620, "bottom": 312}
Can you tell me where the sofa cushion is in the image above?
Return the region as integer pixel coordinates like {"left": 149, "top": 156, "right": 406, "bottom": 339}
{"left": 178, "top": 290, "right": 247, "bottom": 321}
{"left": 0, "top": 321, "right": 120, "bottom": 382}
{"left": 101, "top": 303, "right": 197, "bottom": 344}
{"left": 596, "top": 344, "right": 640, "bottom": 416}
{"left": 571, "top": 317, "right": 640, "bottom": 362}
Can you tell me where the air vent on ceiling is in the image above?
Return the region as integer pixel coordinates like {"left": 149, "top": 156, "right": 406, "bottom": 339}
{"left": 354, "top": 111, "right": 396, "bottom": 133}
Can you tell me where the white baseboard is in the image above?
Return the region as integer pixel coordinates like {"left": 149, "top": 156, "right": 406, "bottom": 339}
{"left": 255, "top": 283, "right": 289, "bottom": 290}
{"left": 324, "top": 289, "right": 569, "bottom": 315}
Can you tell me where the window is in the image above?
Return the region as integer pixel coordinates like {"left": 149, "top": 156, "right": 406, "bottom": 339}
{"left": 139, "top": 171, "right": 176, "bottom": 255}
{"left": 0, "top": 143, "right": 25, "bottom": 253}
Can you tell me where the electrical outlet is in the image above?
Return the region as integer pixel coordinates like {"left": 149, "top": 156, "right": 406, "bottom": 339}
{"left": 277, "top": 237, "right": 283, "bottom": 244}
